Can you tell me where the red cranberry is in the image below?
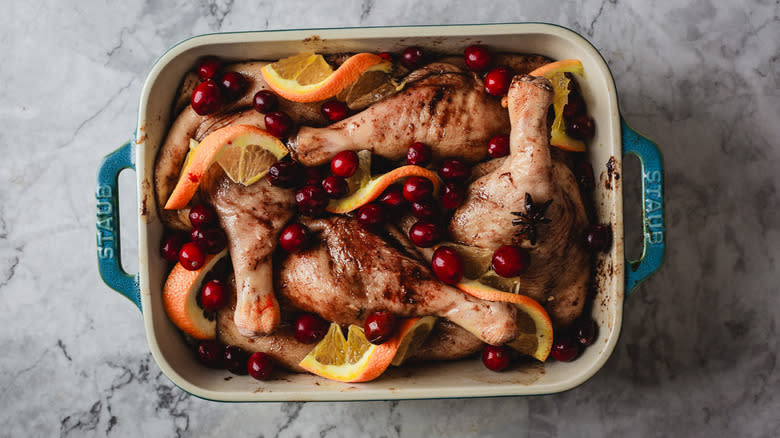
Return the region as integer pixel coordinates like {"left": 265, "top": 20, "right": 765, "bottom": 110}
{"left": 196, "top": 340, "right": 225, "bottom": 368}
{"left": 179, "top": 242, "right": 205, "bottom": 271}
{"left": 431, "top": 246, "right": 464, "bottom": 285}
{"left": 484, "top": 66, "right": 512, "bottom": 96}
{"left": 438, "top": 159, "right": 470, "bottom": 182}
{"left": 464, "top": 45, "right": 492, "bottom": 72}
{"left": 189, "top": 204, "right": 217, "bottom": 228}
{"left": 409, "top": 220, "right": 441, "bottom": 248}
{"left": 377, "top": 52, "right": 394, "bottom": 62}
{"left": 410, "top": 200, "right": 439, "bottom": 221}
{"left": 583, "top": 224, "right": 613, "bottom": 253}
{"left": 322, "top": 175, "right": 349, "bottom": 198}
{"left": 574, "top": 161, "right": 595, "bottom": 192}
{"left": 223, "top": 345, "right": 249, "bottom": 375}
{"left": 482, "top": 345, "right": 511, "bottom": 371}
{"left": 491, "top": 245, "right": 530, "bottom": 278}
{"left": 294, "top": 313, "right": 328, "bottom": 344}
{"left": 357, "top": 203, "right": 385, "bottom": 228}
{"left": 279, "top": 223, "right": 310, "bottom": 253}
{"left": 487, "top": 134, "right": 510, "bottom": 158}
{"left": 253, "top": 90, "right": 279, "bottom": 113}
{"left": 295, "top": 185, "right": 329, "bottom": 216}
{"left": 264, "top": 111, "right": 294, "bottom": 138}
{"left": 200, "top": 279, "right": 227, "bottom": 311}
{"left": 196, "top": 56, "right": 221, "bottom": 81}
{"left": 218, "top": 71, "right": 246, "bottom": 101}
{"left": 441, "top": 183, "right": 465, "bottom": 210}
{"left": 321, "top": 100, "right": 349, "bottom": 122}
{"left": 403, "top": 176, "right": 434, "bottom": 202}
{"left": 563, "top": 92, "right": 586, "bottom": 118}
{"left": 406, "top": 142, "right": 432, "bottom": 166}
{"left": 190, "top": 227, "right": 226, "bottom": 254}
{"left": 574, "top": 318, "right": 598, "bottom": 346}
{"left": 191, "top": 80, "right": 223, "bottom": 115}
{"left": 377, "top": 185, "right": 407, "bottom": 210}
{"left": 303, "top": 166, "right": 325, "bottom": 186}
{"left": 268, "top": 161, "right": 303, "bottom": 188}
{"left": 330, "top": 150, "right": 359, "bottom": 177}
{"left": 364, "top": 311, "right": 398, "bottom": 345}
{"left": 566, "top": 114, "right": 595, "bottom": 140}
{"left": 551, "top": 336, "right": 580, "bottom": 362}
{"left": 160, "top": 232, "right": 188, "bottom": 262}
{"left": 400, "top": 46, "right": 424, "bottom": 69}
{"left": 247, "top": 352, "right": 274, "bottom": 380}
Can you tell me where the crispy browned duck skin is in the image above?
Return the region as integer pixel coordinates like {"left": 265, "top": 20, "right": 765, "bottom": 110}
{"left": 287, "top": 63, "right": 510, "bottom": 166}
{"left": 278, "top": 217, "right": 519, "bottom": 346}
{"left": 201, "top": 167, "right": 295, "bottom": 336}
{"left": 448, "top": 75, "right": 590, "bottom": 326}
{"left": 154, "top": 62, "right": 327, "bottom": 231}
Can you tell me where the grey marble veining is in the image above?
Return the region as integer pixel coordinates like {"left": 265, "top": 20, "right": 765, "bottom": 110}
{"left": 1, "top": 0, "right": 778, "bottom": 436}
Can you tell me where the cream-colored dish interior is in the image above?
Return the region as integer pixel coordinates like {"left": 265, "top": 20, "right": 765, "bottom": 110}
{"left": 134, "top": 24, "right": 624, "bottom": 401}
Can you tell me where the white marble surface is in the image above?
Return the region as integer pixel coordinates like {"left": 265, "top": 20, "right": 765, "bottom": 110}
{"left": 1, "top": 0, "right": 778, "bottom": 436}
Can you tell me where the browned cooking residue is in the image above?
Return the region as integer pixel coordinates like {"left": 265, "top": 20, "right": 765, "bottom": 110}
{"left": 605, "top": 156, "right": 618, "bottom": 190}
{"left": 303, "top": 35, "right": 323, "bottom": 43}
{"left": 468, "top": 361, "right": 545, "bottom": 385}
{"left": 136, "top": 122, "right": 147, "bottom": 144}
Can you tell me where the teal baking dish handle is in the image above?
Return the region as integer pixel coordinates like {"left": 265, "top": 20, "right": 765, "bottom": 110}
{"left": 621, "top": 117, "right": 665, "bottom": 295}
{"left": 96, "top": 141, "right": 141, "bottom": 311}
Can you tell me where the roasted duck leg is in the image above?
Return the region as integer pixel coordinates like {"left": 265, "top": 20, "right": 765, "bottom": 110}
{"left": 201, "top": 168, "right": 295, "bottom": 336}
{"left": 278, "top": 217, "right": 519, "bottom": 346}
{"left": 288, "top": 63, "right": 510, "bottom": 166}
{"left": 448, "top": 75, "right": 591, "bottom": 326}
{"left": 154, "top": 62, "right": 326, "bottom": 231}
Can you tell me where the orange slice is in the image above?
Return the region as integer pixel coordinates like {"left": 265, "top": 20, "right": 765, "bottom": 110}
{"left": 299, "top": 323, "right": 402, "bottom": 382}
{"left": 162, "top": 249, "right": 228, "bottom": 340}
{"left": 436, "top": 243, "right": 554, "bottom": 361}
{"left": 164, "top": 125, "right": 288, "bottom": 210}
{"left": 391, "top": 316, "right": 437, "bottom": 366}
{"left": 326, "top": 165, "right": 441, "bottom": 214}
{"left": 457, "top": 279, "right": 553, "bottom": 361}
{"left": 261, "top": 53, "right": 392, "bottom": 103}
{"left": 529, "top": 59, "right": 586, "bottom": 152}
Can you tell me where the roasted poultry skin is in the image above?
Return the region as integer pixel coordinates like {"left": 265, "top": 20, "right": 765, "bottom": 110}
{"left": 154, "top": 62, "right": 327, "bottom": 231}
{"left": 278, "top": 217, "right": 519, "bottom": 346}
{"left": 449, "top": 75, "right": 591, "bottom": 326}
{"left": 155, "top": 51, "right": 597, "bottom": 375}
{"left": 201, "top": 167, "right": 295, "bottom": 336}
{"left": 288, "top": 63, "right": 510, "bottom": 166}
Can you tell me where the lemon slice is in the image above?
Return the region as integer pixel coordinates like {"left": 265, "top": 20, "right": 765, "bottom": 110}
{"left": 299, "top": 323, "right": 400, "bottom": 382}
{"left": 391, "top": 316, "right": 437, "bottom": 366}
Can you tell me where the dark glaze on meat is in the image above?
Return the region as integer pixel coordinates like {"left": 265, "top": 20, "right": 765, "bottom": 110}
{"left": 278, "top": 217, "right": 519, "bottom": 346}
{"left": 287, "top": 63, "right": 510, "bottom": 166}
{"left": 448, "top": 75, "right": 590, "bottom": 326}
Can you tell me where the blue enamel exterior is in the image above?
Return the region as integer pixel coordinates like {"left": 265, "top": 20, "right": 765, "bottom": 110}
{"left": 621, "top": 118, "right": 666, "bottom": 294}
{"left": 96, "top": 141, "right": 142, "bottom": 310}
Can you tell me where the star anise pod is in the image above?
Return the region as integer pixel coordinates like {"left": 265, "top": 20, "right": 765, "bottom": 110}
{"left": 511, "top": 193, "right": 553, "bottom": 245}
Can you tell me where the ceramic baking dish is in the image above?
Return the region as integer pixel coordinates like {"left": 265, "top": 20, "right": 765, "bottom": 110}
{"left": 95, "top": 23, "right": 665, "bottom": 401}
